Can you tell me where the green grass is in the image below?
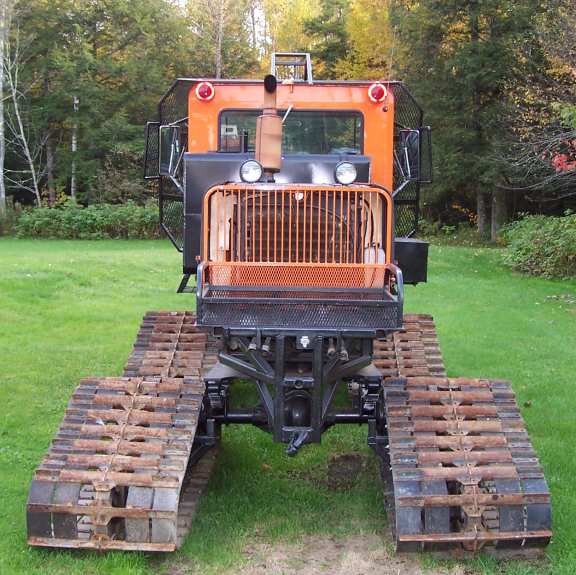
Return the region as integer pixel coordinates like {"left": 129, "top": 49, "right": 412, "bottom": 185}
{"left": 0, "top": 238, "right": 575, "bottom": 575}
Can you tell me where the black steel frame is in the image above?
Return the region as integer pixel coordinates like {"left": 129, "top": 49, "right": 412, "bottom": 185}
{"left": 204, "top": 332, "right": 384, "bottom": 455}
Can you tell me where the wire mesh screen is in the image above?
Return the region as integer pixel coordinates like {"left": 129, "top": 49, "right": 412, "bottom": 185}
{"left": 144, "top": 122, "right": 160, "bottom": 180}
{"left": 160, "top": 190, "right": 185, "bottom": 249}
{"left": 389, "top": 83, "right": 424, "bottom": 237}
{"left": 204, "top": 184, "right": 391, "bottom": 290}
{"left": 158, "top": 81, "right": 193, "bottom": 251}
{"left": 160, "top": 81, "right": 192, "bottom": 125}
{"left": 394, "top": 195, "right": 419, "bottom": 239}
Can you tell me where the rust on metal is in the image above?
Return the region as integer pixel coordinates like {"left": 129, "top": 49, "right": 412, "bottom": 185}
{"left": 377, "top": 325, "right": 552, "bottom": 554}
{"left": 398, "top": 530, "right": 553, "bottom": 543}
{"left": 27, "top": 312, "right": 219, "bottom": 552}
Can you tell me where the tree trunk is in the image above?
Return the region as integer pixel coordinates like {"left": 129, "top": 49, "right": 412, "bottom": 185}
{"left": 46, "top": 132, "right": 56, "bottom": 206}
{"left": 43, "top": 74, "right": 56, "bottom": 206}
{"left": 6, "top": 51, "right": 41, "bottom": 206}
{"left": 70, "top": 95, "right": 79, "bottom": 200}
{"left": 70, "top": 127, "right": 77, "bottom": 200}
{"left": 491, "top": 189, "right": 507, "bottom": 242}
{"left": 0, "top": 1, "right": 7, "bottom": 218}
{"left": 215, "top": 0, "right": 224, "bottom": 78}
{"left": 477, "top": 191, "right": 490, "bottom": 240}
{"left": 470, "top": 1, "right": 489, "bottom": 242}
{"left": 249, "top": 3, "right": 257, "bottom": 49}
{"left": 469, "top": 1, "right": 482, "bottom": 140}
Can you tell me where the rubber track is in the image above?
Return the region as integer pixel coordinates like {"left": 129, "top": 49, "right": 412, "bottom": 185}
{"left": 375, "top": 316, "right": 552, "bottom": 554}
{"left": 27, "top": 312, "right": 219, "bottom": 551}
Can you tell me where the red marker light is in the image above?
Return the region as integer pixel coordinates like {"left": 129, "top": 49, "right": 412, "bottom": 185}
{"left": 195, "top": 81, "right": 215, "bottom": 101}
{"left": 368, "top": 83, "right": 387, "bottom": 103}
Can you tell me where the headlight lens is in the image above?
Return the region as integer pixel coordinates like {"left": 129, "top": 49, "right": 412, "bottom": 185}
{"left": 240, "top": 160, "right": 263, "bottom": 183}
{"left": 335, "top": 162, "right": 357, "bottom": 185}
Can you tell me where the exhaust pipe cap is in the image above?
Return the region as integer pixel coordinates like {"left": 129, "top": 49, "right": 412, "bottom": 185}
{"left": 264, "top": 74, "right": 277, "bottom": 93}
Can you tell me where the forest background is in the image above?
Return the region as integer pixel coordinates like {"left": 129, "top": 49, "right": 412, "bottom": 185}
{"left": 0, "top": 0, "right": 575, "bottom": 242}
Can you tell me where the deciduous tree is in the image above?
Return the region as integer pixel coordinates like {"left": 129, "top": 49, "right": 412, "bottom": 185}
{"left": 335, "top": 0, "right": 397, "bottom": 80}
{"left": 392, "top": 0, "right": 553, "bottom": 239}
{"left": 0, "top": 0, "right": 15, "bottom": 216}
{"left": 187, "top": 0, "right": 256, "bottom": 79}
{"left": 259, "top": 0, "right": 320, "bottom": 68}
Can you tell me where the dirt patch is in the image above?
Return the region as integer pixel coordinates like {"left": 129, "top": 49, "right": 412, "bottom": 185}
{"left": 545, "top": 294, "right": 576, "bottom": 314}
{"left": 165, "top": 533, "right": 547, "bottom": 575}
{"left": 236, "top": 534, "right": 468, "bottom": 575}
{"left": 287, "top": 452, "right": 371, "bottom": 491}
{"left": 325, "top": 452, "right": 366, "bottom": 490}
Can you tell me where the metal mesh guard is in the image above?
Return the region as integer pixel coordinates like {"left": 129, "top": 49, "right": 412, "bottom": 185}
{"left": 198, "top": 299, "right": 402, "bottom": 331}
{"left": 390, "top": 83, "right": 423, "bottom": 237}
{"left": 200, "top": 183, "right": 401, "bottom": 331}
{"left": 208, "top": 264, "right": 386, "bottom": 289}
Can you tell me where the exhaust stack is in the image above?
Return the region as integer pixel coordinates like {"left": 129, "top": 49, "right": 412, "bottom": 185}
{"left": 255, "top": 75, "right": 282, "bottom": 178}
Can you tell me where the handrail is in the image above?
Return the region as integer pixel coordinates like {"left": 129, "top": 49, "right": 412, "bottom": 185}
{"left": 385, "top": 262, "right": 404, "bottom": 303}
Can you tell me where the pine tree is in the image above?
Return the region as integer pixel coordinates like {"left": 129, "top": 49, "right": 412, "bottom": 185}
{"left": 304, "top": 0, "right": 351, "bottom": 79}
{"left": 393, "top": 0, "right": 550, "bottom": 238}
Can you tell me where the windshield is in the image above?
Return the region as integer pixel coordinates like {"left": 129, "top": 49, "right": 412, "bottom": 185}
{"left": 219, "top": 110, "right": 363, "bottom": 155}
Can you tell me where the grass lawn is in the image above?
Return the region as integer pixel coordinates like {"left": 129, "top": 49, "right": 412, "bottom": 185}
{"left": 0, "top": 238, "right": 575, "bottom": 575}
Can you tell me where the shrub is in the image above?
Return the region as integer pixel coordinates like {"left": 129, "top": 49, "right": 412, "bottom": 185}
{"left": 0, "top": 205, "right": 21, "bottom": 236}
{"left": 501, "top": 213, "right": 576, "bottom": 278}
{"left": 419, "top": 219, "right": 486, "bottom": 247}
{"left": 13, "top": 201, "right": 161, "bottom": 240}
{"left": 88, "top": 158, "right": 148, "bottom": 205}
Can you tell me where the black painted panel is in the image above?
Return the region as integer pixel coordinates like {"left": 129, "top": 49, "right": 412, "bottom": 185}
{"left": 394, "top": 238, "right": 428, "bottom": 285}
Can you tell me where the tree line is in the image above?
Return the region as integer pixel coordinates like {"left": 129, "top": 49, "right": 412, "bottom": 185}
{"left": 0, "top": 0, "right": 574, "bottom": 239}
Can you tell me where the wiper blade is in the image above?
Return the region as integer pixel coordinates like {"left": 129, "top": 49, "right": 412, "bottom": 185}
{"left": 282, "top": 105, "right": 293, "bottom": 124}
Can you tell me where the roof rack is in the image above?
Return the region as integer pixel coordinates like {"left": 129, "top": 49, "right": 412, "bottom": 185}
{"left": 271, "top": 52, "right": 313, "bottom": 84}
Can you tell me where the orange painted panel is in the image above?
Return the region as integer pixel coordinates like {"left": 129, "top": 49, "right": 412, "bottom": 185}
{"left": 187, "top": 83, "right": 395, "bottom": 190}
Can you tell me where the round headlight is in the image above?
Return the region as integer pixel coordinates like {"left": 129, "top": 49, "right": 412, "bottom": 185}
{"left": 335, "top": 162, "right": 357, "bottom": 185}
{"left": 240, "top": 160, "right": 263, "bottom": 183}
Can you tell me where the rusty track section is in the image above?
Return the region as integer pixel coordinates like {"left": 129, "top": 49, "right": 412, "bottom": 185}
{"left": 382, "top": 375, "right": 552, "bottom": 553}
{"left": 27, "top": 312, "right": 219, "bottom": 551}
{"left": 374, "top": 315, "right": 551, "bottom": 554}
{"left": 373, "top": 314, "right": 446, "bottom": 379}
